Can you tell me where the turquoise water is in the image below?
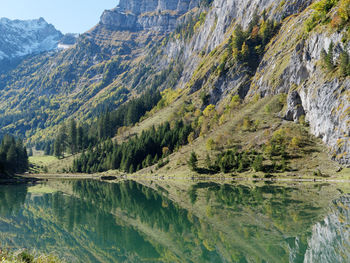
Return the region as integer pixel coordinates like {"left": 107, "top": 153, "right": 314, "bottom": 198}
{"left": 0, "top": 180, "right": 349, "bottom": 262}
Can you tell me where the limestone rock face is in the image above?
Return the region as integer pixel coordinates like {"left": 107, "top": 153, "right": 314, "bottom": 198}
{"left": 118, "top": 0, "right": 199, "bottom": 15}
{"left": 100, "top": 9, "right": 138, "bottom": 30}
{"left": 285, "top": 91, "right": 305, "bottom": 122}
{"left": 100, "top": 0, "right": 200, "bottom": 32}
{"left": 247, "top": 10, "right": 350, "bottom": 164}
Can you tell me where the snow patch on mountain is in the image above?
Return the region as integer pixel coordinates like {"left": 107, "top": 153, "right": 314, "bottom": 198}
{"left": 0, "top": 17, "right": 63, "bottom": 60}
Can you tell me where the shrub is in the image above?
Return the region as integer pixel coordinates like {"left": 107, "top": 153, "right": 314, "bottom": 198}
{"left": 206, "top": 138, "right": 216, "bottom": 151}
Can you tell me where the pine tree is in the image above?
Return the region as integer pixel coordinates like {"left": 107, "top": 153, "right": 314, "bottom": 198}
{"left": 6, "top": 144, "right": 17, "bottom": 173}
{"left": 252, "top": 155, "right": 263, "bottom": 172}
{"left": 77, "top": 126, "right": 85, "bottom": 151}
{"left": 188, "top": 151, "right": 198, "bottom": 171}
{"left": 54, "top": 139, "right": 63, "bottom": 158}
{"left": 322, "top": 42, "right": 334, "bottom": 71}
{"left": 68, "top": 119, "right": 77, "bottom": 154}
{"left": 340, "top": 51, "right": 350, "bottom": 77}
{"left": 232, "top": 24, "right": 245, "bottom": 51}
{"left": 44, "top": 143, "right": 51, "bottom": 155}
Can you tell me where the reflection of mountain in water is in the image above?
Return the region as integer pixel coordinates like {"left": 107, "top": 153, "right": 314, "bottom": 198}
{"left": 0, "top": 180, "right": 348, "bottom": 262}
{"left": 304, "top": 196, "right": 350, "bottom": 263}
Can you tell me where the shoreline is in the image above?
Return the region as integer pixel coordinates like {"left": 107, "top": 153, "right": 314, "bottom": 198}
{"left": 15, "top": 172, "right": 350, "bottom": 184}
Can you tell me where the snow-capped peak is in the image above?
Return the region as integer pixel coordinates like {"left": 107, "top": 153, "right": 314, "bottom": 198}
{"left": 0, "top": 17, "right": 63, "bottom": 61}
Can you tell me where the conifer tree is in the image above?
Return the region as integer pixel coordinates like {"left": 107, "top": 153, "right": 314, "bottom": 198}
{"left": 68, "top": 119, "right": 77, "bottom": 154}
{"left": 340, "top": 50, "right": 350, "bottom": 77}
{"left": 188, "top": 151, "right": 198, "bottom": 171}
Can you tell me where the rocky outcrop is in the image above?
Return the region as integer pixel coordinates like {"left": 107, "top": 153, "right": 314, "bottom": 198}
{"left": 99, "top": 0, "right": 200, "bottom": 32}
{"left": 285, "top": 91, "right": 305, "bottom": 122}
{"left": 0, "top": 17, "right": 62, "bottom": 61}
{"left": 118, "top": 0, "right": 200, "bottom": 15}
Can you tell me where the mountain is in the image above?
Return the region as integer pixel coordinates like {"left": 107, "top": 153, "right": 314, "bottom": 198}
{"left": 0, "top": 17, "right": 62, "bottom": 61}
{"left": 1, "top": 0, "right": 350, "bottom": 173}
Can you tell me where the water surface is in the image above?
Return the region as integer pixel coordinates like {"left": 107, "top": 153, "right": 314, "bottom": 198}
{"left": 0, "top": 180, "right": 349, "bottom": 262}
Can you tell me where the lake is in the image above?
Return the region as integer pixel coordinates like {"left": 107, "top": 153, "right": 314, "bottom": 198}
{"left": 0, "top": 179, "right": 349, "bottom": 262}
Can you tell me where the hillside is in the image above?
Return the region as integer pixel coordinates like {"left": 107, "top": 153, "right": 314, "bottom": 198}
{"left": 1, "top": 0, "right": 350, "bottom": 176}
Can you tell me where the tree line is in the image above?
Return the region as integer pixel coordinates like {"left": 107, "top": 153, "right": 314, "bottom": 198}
{"left": 72, "top": 120, "right": 192, "bottom": 173}
{"left": 0, "top": 135, "right": 28, "bottom": 176}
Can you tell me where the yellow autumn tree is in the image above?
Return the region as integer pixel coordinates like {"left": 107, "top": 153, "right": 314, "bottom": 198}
{"left": 241, "top": 42, "right": 250, "bottom": 61}
{"left": 339, "top": 0, "right": 350, "bottom": 22}
{"left": 203, "top": 104, "right": 216, "bottom": 118}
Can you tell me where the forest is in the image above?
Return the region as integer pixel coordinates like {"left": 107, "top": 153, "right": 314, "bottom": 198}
{"left": 51, "top": 87, "right": 162, "bottom": 158}
{"left": 72, "top": 120, "right": 192, "bottom": 173}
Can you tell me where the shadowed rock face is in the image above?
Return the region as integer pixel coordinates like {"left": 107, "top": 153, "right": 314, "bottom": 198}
{"left": 99, "top": 0, "right": 200, "bottom": 32}
{"left": 285, "top": 91, "right": 305, "bottom": 122}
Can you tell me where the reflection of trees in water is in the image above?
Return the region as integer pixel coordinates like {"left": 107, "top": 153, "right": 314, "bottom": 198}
{"left": 72, "top": 180, "right": 194, "bottom": 233}
{"left": 0, "top": 180, "right": 346, "bottom": 263}
{"left": 72, "top": 180, "right": 225, "bottom": 262}
{"left": 0, "top": 184, "right": 27, "bottom": 216}
{"left": 31, "top": 190, "right": 160, "bottom": 262}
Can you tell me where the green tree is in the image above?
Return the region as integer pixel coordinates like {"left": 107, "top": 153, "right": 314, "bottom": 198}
{"left": 54, "top": 139, "right": 63, "bottom": 158}
{"left": 322, "top": 42, "right": 334, "bottom": 71}
{"left": 68, "top": 119, "right": 77, "bottom": 154}
{"left": 232, "top": 24, "right": 245, "bottom": 51}
{"left": 252, "top": 155, "right": 264, "bottom": 172}
{"left": 188, "top": 151, "right": 198, "bottom": 171}
{"left": 339, "top": 50, "right": 350, "bottom": 77}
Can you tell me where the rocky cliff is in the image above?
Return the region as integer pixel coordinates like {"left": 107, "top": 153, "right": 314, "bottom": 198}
{"left": 99, "top": 0, "right": 200, "bottom": 32}
{"left": 247, "top": 5, "right": 350, "bottom": 164}
{"left": 161, "top": 0, "right": 350, "bottom": 164}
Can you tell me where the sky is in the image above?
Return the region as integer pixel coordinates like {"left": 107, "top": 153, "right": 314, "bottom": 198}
{"left": 0, "top": 0, "right": 119, "bottom": 33}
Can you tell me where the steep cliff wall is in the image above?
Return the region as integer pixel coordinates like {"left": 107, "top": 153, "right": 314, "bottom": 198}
{"left": 118, "top": 0, "right": 200, "bottom": 15}
{"left": 164, "top": 0, "right": 313, "bottom": 90}
{"left": 100, "top": 0, "right": 200, "bottom": 32}
{"left": 246, "top": 6, "right": 350, "bottom": 164}
{"left": 162, "top": 0, "right": 350, "bottom": 164}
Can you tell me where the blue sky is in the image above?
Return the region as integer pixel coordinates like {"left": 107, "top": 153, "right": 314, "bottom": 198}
{"left": 0, "top": 0, "right": 119, "bottom": 33}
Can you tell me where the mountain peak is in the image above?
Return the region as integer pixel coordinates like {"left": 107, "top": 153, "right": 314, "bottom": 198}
{"left": 0, "top": 17, "right": 63, "bottom": 61}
